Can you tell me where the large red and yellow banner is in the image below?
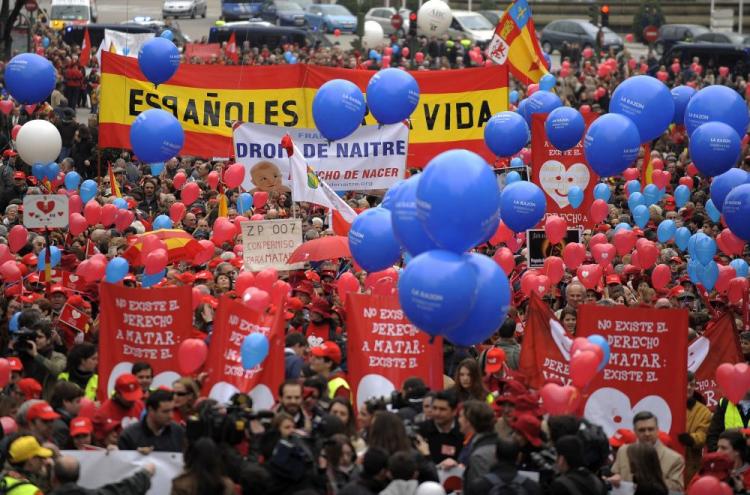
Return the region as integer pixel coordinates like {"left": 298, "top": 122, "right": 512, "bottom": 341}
{"left": 99, "top": 52, "right": 508, "bottom": 167}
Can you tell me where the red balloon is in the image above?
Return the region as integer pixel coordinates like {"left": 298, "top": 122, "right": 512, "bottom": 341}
{"left": 576, "top": 264, "right": 602, "bottom": 290}
{"left": 337, "top": 272, "right": 360, "bottom": 302}
{"left": 8, "top": 225, "right": 27, "bottom": 253}
{"left": 270, "top": 280, "right": 291, "bottom": 304}
{"left": 544, "top": 215, "right": 567, "bottom": 245}
{"left": 193, "top": 239, "right": 215, "bottom": 266}
{"left": 540, "top": 383, "right": 580, "bottom": 415}
{"left": 415, "top": 52, "right": 425, "bottom": 63}
{"left": 521, "top": 270, "right": 540, "bottom": 297}
{"left": 612, "top": 230, "right": 636, "bottom": 256}
{"left": 580, "top": 105, "right": 591, "bottom": 115}
{"left": 212, "top": 217, "right": 236, "bottom": 244}
{"left": 114, "top": 209, "right": 135, "bottom": 232}
{"left": 100, "top": 204, "right": 117, "bottom": 227}
{"left": 69, "top": 213, "right": 88, "bottom": 235}
{"left": 141, "top": 235, "right": 167, "bottom": 256}
{"left": 591, "top": 243, "right": 616, "bottom": 266}
{"left": 728, "top": 277, "right": 748, "bottom": 304}
{"left": 490, "top": 221, "right": 514, "bottom": 246}
{"left": 582, "top": 47, "right": 593, "bottom": 58}
{"left": 0, "top": 358, "right": 10, "bottom": 388}
{"left": 719, "top": 482, "right": 734, "bottom": 495}
{"left": 678, "top": 176, "right": 694, "bottom": 190}
{"left": 656, "top": 70, "right": 668, "bottom": 82}
{"left": 144, "top": 248, "right": 168, "bottom": 275}
{"left": 721, "top": 229, "right": 745, "bottom": 256}
{"left": 69, "top": 194, "right": 83, "bottom": 213}
{"left": 571, "top": 337, "right": 604, "bottom": 361}
{"left": 254, "top": 191, "right": 269, "bottom": 209}
{"left": 562, "top": 242, "right": 586, "bottom": 270}
{"left": 688, "top": 476, "right": 722, "bottom": 495}
{"left": 493, "top": 247, "right": 515, "bottom": 275}
{"left": 687, "top": 163, "right": 699, "bottom": 177}
{"left": 251, "top": 213, "right": 264, "bottom": 221}
{"left": 192, "top": 287, "right": 203, "bottom": 310}
{"left": 234, "top": 215, "right": 249, "bottom": 236}
{"left": 719, "top": 66, "right": 730, "bottom": 78}
{"left": 173, "top": 172, "right": 187, "bottom": 190}
{"left": 255, "top": 268, "right": 278, "bottom": 292}
{"left": 83, "top": 201, "right": 102, "bottom": 226}
{"left": 651, "top": 264, "right": 671, "bottom": 290}
{"left": 402, "top": 47, "right": 410, "bottom": 58}
{"left": 590, "top": 199, "right": 609, "bottom": 224}
{"left": 625, "top": 33, "right": 634, "bottom": 42}
{"left": 534, "top": 275, "right": 550, "bottom": 297}
{"left": 243, "top": 287, "right": 271, "bottom": 313}
{"left": 206, "top": 171, "right": 220, "bottom": 190}
{"left": 224, "top": 163, "right": 245, "bottom": 189}
{"left": 0, "top": 415, "right": 17, "bottom": 434}
{"left": 570, "top": 349, "right": 601, "bottom": 388}
{"left": 715, "top": 265, "right": 737, "bottom": 294}
{"left": 169, "top": 202, "right": 187, "bottom": 223}
{"left": 0, "top": 100, "right": 13, "bottom": 116}
{"left": 365, "top": 268, "right": 399, "bottom": 296}
{"left": 589, "top": 233, "right": 608, "bottom": 249}
{"left": 635, "top": 243, "right": 658, "bottom": 269}
{"left": 623, "top": 168, "right": 639, "bottom": 181}
{"left": 0, "top": 260, "right": 20, "bottom": 281}
{"left": 543, "top": 256, "right": 565, "bottom": 284}
{"left": 181, "top": 182, "right": 200, "bottom": 206}
{"left": 0, "top": 245, "right": 11, "bottom": 267}
{"left": 653, "top": 170, "right": 670, "bottom": 189}
{"left": 716, "top": 363, "right": 750, "bottom": 404}
{"left": 235, "top": 272, "right": 256, "bottom": 295}
{"left": 10, "top": 124, "right": 21, "bottom": 141}
{"left": 527, "top": 83, "right": 539, "bottom": 96}
{"left": 178, "top": 339, "right": 208, "bottom": 375}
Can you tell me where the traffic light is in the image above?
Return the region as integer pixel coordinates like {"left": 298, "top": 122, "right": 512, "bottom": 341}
{"left": 600, "top": 5, "right": 610, "bottom": 27}
{"left": 588, "top": 4, "right": 598, "bottom": 25}
{"left": 409, "top": 11, "right": 418, "bottom": 37}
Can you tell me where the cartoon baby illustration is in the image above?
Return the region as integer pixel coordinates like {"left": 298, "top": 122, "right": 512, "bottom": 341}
{"left": 249, "top": 160, "right": 291, "bottom": 194}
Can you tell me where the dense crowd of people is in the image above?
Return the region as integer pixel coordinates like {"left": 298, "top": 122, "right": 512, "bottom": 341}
{"left": 0, "top": 7, "right": 747, "bottom": 495}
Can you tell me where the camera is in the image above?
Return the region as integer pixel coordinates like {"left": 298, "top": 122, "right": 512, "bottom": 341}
{"left": 186, "top": 393, "right": 256, "bottom": 446}
{"left": 14, "top": 327, "right": 37, "bottom": 353}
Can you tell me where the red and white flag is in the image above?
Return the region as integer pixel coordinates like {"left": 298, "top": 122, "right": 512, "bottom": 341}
{"left": 518, "top": 294, "right": 572, "bottom": 389}
{"left": 80, "top": 28, "right": 92, "bottom": 66}
{"left": 226, "top": 32, "right": 239, "bottom": 64}
{"left": 690, "top": 312, "right": 743, "bottom": 409}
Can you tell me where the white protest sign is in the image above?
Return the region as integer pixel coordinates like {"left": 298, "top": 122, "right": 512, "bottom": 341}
{"left": 233, "top": 122, "right": 408, "bottom": 192}
{"left": 23, "top": 194, "right": 69, "bottom": 228}
{"left": 241, "top": 218, "right": 303, "bottom": 271}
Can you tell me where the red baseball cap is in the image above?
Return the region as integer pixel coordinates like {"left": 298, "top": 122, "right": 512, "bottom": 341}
{"left": 12, "top": 171, "right": 24, "bottom": 180}
{"left": 16, "top": 378, "right": 42, "bottom": 400}
{"left": 485, "top": 347, "right": 506, "bottom": 374}
{"left": 50, "top": 284, "right": 66, "bottom": 295}
{"left": 7, "top": 357, "right": 22, "bottom": 371}
{"left": 511, "top": 413, "right": 543, "bottom": 447}
{"left": 27, "top": 402, "right": 61, "bottom": 422}
{"left": 115, "top": 373, "right": 143, "bottom": 402}
{"left": 70, "top": 416, "right": 93, "bottom": 437}
{"left": 605, "top": 274, "right": 621, "bottom": 285}
{"left": 311, "top": 341, "right": 342, "bottom": 365}
{"left": 609, "top": 428, "right": 637, "bottom": 448}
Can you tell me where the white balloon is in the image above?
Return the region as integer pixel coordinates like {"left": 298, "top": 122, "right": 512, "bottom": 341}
{"left": 415, "top": 481, "right": 446, "bottom": 495}
{"left": 16, "top": 119, "right": 62, "bottom": 165}
{"left": 362, "top": 20, "right": 385, "bottom": 49}
{"left": 417, "top": 0, "right": 452, "bottom": 38}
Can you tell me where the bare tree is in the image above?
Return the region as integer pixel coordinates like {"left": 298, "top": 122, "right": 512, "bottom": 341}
{"left": 0, "top": 0, "right": 27, "bottom": 60}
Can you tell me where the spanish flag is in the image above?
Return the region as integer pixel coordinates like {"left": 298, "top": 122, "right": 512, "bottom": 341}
{"left": 641, "top": 143, "right": 654, "bottom": 185}
{"left": 108, "top": 163, "right": 122, "bottom": 198}
{"left": 487, "top": 0, "right": 548, "bottom": 85}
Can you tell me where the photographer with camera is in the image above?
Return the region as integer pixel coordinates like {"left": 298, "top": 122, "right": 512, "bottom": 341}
{"left": 13, "top": 317, "right": 66, "bottom": 400}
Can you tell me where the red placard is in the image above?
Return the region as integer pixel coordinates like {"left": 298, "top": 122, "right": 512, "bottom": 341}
{"left": 184, "top": 43, "right": 222, "bottom": 63}
{"left": 531, "top": 113, "right": 598, "bottom": 230}
{"left": 98, "top": 284, "right": 192, "bottom": 401}
{"left": 202, "top": 296, "right": 285, "bottom": 410}
{"left": 690, "top": 312, "right": 742, "bottom": 409}
{"left": 577, "top": 304, "right": 688, "bottom": 443}
{"left": 345, "top": 293, "right": 443, "bottom": 409}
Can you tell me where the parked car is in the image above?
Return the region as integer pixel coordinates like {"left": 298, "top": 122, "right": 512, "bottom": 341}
{"left": 694, "top": 31, "right": 750, "bottom": 46}
{"left": 221, "top": 0, "right": 263, "bottom": 21}
{"left": 540, "top": 19, "right": 623, "bottom": 54}
{"left": 364, "top": 7, "right": 410, "bottom": 36}
{"left": 208, "top": 23, "right": 330, "bottom": 49}
{"left": 661, "top": 42, "right": 750, "bottom": 77}
{"left": 305, "top": 4, "right": 357, "bottom": 34}
{"left": 125, "top": 17, "right": 191, "bottom": 43}
{"left": 477, "top": 10, "right": 500, "bottom": 28}
{"left": 654, "top": 24, "right": 709, "bottom": 55}
{"left": 258, "top": 0, "right": 306, "bottom": 27}
{"left": 162, "top": 0, "right": 207, "bottom": 19}
{"left": 447, "top": 10, "right": 495, "bottom": 45}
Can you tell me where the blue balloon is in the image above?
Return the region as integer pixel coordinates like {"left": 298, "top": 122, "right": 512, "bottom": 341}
{"left": 509, "top": 90, "right": 519, "bottom": 105}
{"left": 568, "top": 186, "right": 584, "bottom": 208}
{"left": 539, "top": 73, "right": 556, "bottom": 91}
{"left": 688, "top": 259, "right": 702, "bottom": 284}
{"left": 137, "top": 37, "right": 180, "bottom": 86}
{"left": 732, "top": 258, "right": 749, "bottom": 278}
{"left": 130, "top": 109, "right": 185, "bottom": 163}
{"left": 153, "top": 214, "right": 173, "bottom": 230}
{"left": 398, "top": 250, "right": 478, "bottom": 336}
{"left": 626, "top": 180, "right": 641, "bottom": 195}
{"left": 381, "top": 181, "right": 403, "bottom": 211}
{"left": 4, "top": 53, "right": 56, "bottom": 104}
{"left": 657, "top": 219, "right": 676, "bottom": 243}
{"left": 123, "top": 47, "right": 130, "bottom": 56}
{"left": 238, "top": 192, "right": 253, "bottom": 213}
{"left": 516, "top": 98, "right": 530, "bottom": 122}
{"left": 584, "top": 114, "right": 640, "bottom": 177}
{"left": 499, "top": 181, "right": 546, "bottom": 233}
{"left": 391, "top": 175, "right": 439, "bottom": 256}
{"left": 505, "top": 171, "right": 521, "bottom": 184}
{"left": 632, "top": 204, "right": 649, "bottom": 228}
{"left": 142, "top": 269, "right": 165, "bottom": 288}
{"left": 610, "top": 75, "right": 674, "bottom": 142}
{"left": 675, "top": 227, "right": 691, "bottom": 251}
{"left": 523, "top": 90, "right": 562, "bottom": 125}
{"left": 160, "top": 29, "right": 174, "bottom": 41}
{"left": 349, "top": 208, "right": 401, "bottom": 271}
{"left": 45, "top": 162, "right": 60, "bottom": 181}
{"left": 543, "top": 53, "right": 551, "bottom": 70}
{"left": 688, "top": 233, "right": 701, "bottom": 257}
{"left": 700, "top": 261, "right": 719, "bottom": 291}
{"left": 545, "top": 107, "right": 585, "bottom": 151}
{"left": 150, "top": 162, "right": 165, "bottom": 175}
{"left": 369, "top": 49, "right": 378, "bottom": 59}
{"left": 684, "top": 84, "right": 750, "bottom": 137}
{"left": 367, "top": 68, "right": 420, "bottom": 125}
{"left": 510, "top": 157, "right": 523, "bottom": 168}
{"left": 64, "top": 171, "right": 81, "bottom": 190}
{"left": 627, "top": 192, "right": 645, "bottom": 212}
{"left": 416, "top": 150, "right": 500, "bottom": 252}
{"left": 42, "top": 36, "right": 50, "bottom": 48}
{"left": 643, "top": 184, "right": 660, "bottom": 206}
{"left": 587, "top": 334, "right": 610, "bottom": 371}
{"left": 706, "top": 199, "right": 721, "bottom": 222}
{"left": 80, "top": 179, "right": 98, "bottom": 203}
{"left": 443, "top": 253, "right": 511, "bottom": 346}
{"left": 724, "top": 184, "right": 750, "bottom": 241}
{"left": 674, "top": 184, "right": 691, "bottom": 208}
{"left": 284, "top": 51, "right": 293, "bottom": 62}
{"left": 671, "top": 85, "right": 696, "bottom": 124}
{"left": 241, "top": 333, "right": 270, "bottom": 369}
{"left": 694, "top": 235, "right": 717, "bottom": 265}
{"left": 711, "top": 168, "right": 748, "bottom": 212}
{"left": 313, "top": 79, "right": 366, "bottom": 141}
{"left": 689, "top": 122, "right": 741, "bottom": 177}
{"left": 37, "top": 246, "right": 61, "bottom": 271}
{"left": 615, "top": 222, "right": 632, "bottom": 232}
{"left": 113, "top": 198, "right": 128, "bottom": 209}
{"left": 594, "top": 183, "right": 611, "bottom": 202}
{"left": 105, "top": 257, "right": 130, "bottom": 283}
{"left": 9, "top": 312, "right": 20, "bottom": 333}
{"left": 484, "top": 111, "right": 529, "bottom": 157}
{"left": 32, "top": 163, "right": 46, "bottom": 181}
{"left": 391, "top": 44, "right": 400, "bottom": 56}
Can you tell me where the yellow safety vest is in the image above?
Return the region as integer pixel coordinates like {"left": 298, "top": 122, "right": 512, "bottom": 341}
{"left": 723, "top": 399, "right": 747, "bottom": 430}
{"left": 1, "top": 476, "right": 42, "bottom": 495}
{"left": 57, "top": 372, "right": 99, "bottom": 400}
{"left": 327, "top": 376, "right": 351, "bottom": 400}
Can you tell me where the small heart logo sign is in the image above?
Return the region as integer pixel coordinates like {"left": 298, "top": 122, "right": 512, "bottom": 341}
{"left": 36, "top": 201, "right": 55, "bottom": 214}
{"left": 539, "top": 160, "right": 591, "bottom": 208}
{"left": 57, "top": 211, "right": 64, "bottom": 216}
{"left": 28, "top": 212, "right": 35, "bottom": 217}
{"left": 69, "top": 275, "right": 79, "bottom": 283}
{"left": 584, "top": 387, "right": 672, "bottom": 437}
{"left": 582, "top": 271, "right": 589, "bottom": 277}
{"left": 71, "top": 310, "right": 81, "bottom": 319}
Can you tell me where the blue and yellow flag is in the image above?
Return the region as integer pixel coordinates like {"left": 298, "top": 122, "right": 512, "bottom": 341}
{"left": 487, "top": 0, "right": 548, "bottom": 85}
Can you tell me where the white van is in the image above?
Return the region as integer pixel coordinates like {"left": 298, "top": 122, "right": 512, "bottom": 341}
{"left": 49, "top": 0, "right": 98, "bottom": 31}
